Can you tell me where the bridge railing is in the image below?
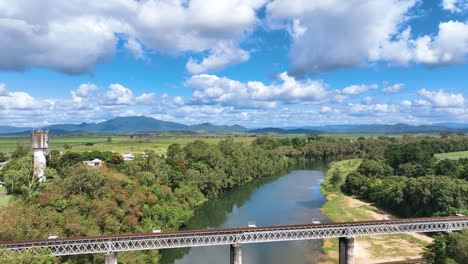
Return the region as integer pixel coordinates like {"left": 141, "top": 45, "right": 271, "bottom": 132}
{"left": 1, "top": 216, "right": 467, "bottom": 256}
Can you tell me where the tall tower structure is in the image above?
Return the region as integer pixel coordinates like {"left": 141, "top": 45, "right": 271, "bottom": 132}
{"left": 31, "top": 130, "right": 49, "bottom": 182}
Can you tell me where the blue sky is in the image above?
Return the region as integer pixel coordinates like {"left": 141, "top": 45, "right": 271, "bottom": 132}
{"left": 0, "top": 0, "right": 467, "bottom": 127}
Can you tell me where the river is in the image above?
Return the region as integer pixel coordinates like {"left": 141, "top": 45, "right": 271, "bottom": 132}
{"left": 161, "top": 160, "right": 329, "bottom": 264}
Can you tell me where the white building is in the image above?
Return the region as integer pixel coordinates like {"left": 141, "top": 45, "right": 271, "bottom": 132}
{"left": 84, "top": 159, "right": 104, "bottom": 167}
{"left": 122, "top": 152, "right": 135, "bottom": 161}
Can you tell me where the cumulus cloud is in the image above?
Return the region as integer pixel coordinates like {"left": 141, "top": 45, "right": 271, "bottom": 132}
{"left": 342, "top": 84, "right": 378, "bottom": 95}
{"left": 373, "top": 21, "right": 468, "bottom": 67}
{"left": 71, "top": 83, "right": 99, "bottom": 99}
{"left": 185, "top": 72, "right": 329, "bottom": 108}
{"left": 267, "top": 0, "right": 417, "bottom": 76}
{"left": 100, "top": 84, "right": 136, "bottom": 105}
{"left": 383, "top": 83, "right": 405, "bottom": 93}
{"left": 0, "top": 83, "right": 8, "bottom": 96}
{"left": 0, "top": 87, "right": 49, "bottom": 110}
{"left": 268, "top": 0, "right": 468, "bottom": 75}
{"left": 186, "top": 41, "right": 250, "bottom": 74}
{"left": 0, "top": 0, "right": 266, "bottom": 74}
{"left": 124, "top": 37, "right": 144, "bottom": 59}
{"left": 362, "top": 96, "right": 373, "bottom": 104}
{"left": 418, "top": 89, "right": 465, "bottom": 107}
{"left": 442, "top": 0, "right": 468, "bottom": 12}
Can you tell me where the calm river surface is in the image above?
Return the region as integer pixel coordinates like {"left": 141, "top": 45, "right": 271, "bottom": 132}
{"left": 161, "top": 160, "right": 329, "bottom": 264}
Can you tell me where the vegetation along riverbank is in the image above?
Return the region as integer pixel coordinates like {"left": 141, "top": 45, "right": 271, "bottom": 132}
{"left": 319, "top": 136, "right": 468, "bottom": 264}
{"left": 1, "top": 135, "right": 468, "bottom": 263}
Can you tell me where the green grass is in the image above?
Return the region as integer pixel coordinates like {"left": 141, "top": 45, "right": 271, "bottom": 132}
{"left": 57, "top": 137, "right": 256, "bottom": 154}
{"left": 322, "top": 193, "right": 374, "bottom": 222}
{"left": 321, "top": 158, "right": 362, "bottom": 195}
{"left": 435, "top": 150, "right": 468, "bottom": 160}
{"left": 0, "top": 135, "right": 128, "bottom": 153}
{"left": 0, "top": 195, "right": 11, "bottom": 207}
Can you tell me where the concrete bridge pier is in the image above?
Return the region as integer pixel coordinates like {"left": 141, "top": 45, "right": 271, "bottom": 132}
{"left": 105, "top": 252, "right": 117, "bottom": 264}
{"left": 339, "top": 237, "right": 354, "bottom": 264}
{"left": 230, "top": 244, "right": 242, "bottom": 264}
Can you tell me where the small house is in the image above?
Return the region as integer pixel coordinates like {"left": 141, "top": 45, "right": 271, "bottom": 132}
{"left": 84, "top": 159, "right": 103, "bottom": 167}
{"left": 122, "top": 152, "right": 135, "bottom": 161}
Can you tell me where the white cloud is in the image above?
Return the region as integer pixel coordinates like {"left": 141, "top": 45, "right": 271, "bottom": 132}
{"left": 349, "top": 103, "right": 399, "bottom": 115}
{"left": 135, "top": 93, "right": 157, "bottom": 105}
{"left": 0, "top": 83, "right": 8, "bottom": 96}
{"left": 186, "top": 41, "right": 250, "bottom": 74}
{"left": 288, "top": 19, "right": 307, "bottom": 39}
{"left": 267, "top": 0, "right": 417, "bottom": 75}
{"left": 0, "top": 0, "right": 267, "bottom": 74}
{"left": 401, "top": 100, "right": 412, "bottom": 107}
{"left": 268, "top": 0, "right": 468, "bottom": 75}
{"left": 418, "top": 89, "right": 465, "bottom": 107}
{"left": 0, "top": 91, "right": 48, "bottom": 110}
{"left": 362, "top": 96, "right": 373, "bottom": 104}
{"left": 124, "top": 37, "right": 144, "bottom": 59}
{"left": 342, "top": 84, "right": 378, "bottom": 95}
{"left": 320, "top": 106, "right": 332, "bottom": 113}
{"left": 186, "top": 72, "right": 329, "bottom": 108}
{"left": 383, "top": 83, "right": 405, "bottom": 93}
{"left": 101, "top": 84, "right": 135, "bottom": 105}
{"left": 442, "top": 0, "right": 468, "bottom": 12}
{"left": 71, "top": 83, "right": 99, "bottom": 99}
{"left": 372, "top": 21, "right": 468, "bottom": 67}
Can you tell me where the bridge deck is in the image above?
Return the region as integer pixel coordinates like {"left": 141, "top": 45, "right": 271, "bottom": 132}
{"left": 2, "top": 216, "right": 467, "bottom": 256}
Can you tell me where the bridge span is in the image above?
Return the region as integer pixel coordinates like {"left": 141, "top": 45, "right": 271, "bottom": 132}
{"left": 2, "top": 216, "right": 467, "bottom": 264}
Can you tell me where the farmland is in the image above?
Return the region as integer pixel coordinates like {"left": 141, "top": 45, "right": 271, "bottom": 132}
{"left": 0, "top": 134, "right": 128, "bottom": 153}
{"left": 0, "top": 132, "right": 440, "bottom": 154}
{"left": 0, "top": 133, "right": 256, "bottom": 154}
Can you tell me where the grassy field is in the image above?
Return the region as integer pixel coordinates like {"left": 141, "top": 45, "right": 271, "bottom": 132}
{"left": 0, "top": 132, "right": 437, "bottom": 154}
{"left": 0, "top": 195, "right": 10, "bottom": 207}
{"left": 0, "top": 187, "right": 10, "bottom": 208}
{"left": 0, "top": 135, "right": 128, "bottom": 153}
{"left": 435, "top": 151, "right": 468, "bottom": 160}
{"left": 57, "top": 137, "right": 257, "bottom": 155}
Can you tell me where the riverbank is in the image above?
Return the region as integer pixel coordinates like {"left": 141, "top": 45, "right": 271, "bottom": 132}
{"left": 319, "top": 160, "right": 432, "bottom": 264}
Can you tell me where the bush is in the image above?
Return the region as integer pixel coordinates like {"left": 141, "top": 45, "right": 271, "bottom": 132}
{"left": 63, "top": 144, "right": 72, "bottom": 149}
{"left": 0, "top": 152, "right": 7, "bottom": 162}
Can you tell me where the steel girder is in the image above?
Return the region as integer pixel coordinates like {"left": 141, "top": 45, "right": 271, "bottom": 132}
{"left": 3, "top": 217, "right": 468, "bottom": 256}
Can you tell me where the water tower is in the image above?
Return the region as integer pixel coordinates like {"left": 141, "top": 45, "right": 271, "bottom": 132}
{"left": 31, "top": 130, "right": 49, "bottom": 182}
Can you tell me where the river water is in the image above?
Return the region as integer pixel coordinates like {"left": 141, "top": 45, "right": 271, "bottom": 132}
{"left": 161, "top": 160, "right": 329, "bottom": 264}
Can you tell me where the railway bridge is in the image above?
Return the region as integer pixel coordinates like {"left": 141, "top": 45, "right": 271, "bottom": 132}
{"left": 2, "top": 216, "right": 467, "bottom": 264}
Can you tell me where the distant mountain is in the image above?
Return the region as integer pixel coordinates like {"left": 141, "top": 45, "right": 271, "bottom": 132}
{"left": 433, "top": 123, "right": 468, "bottom": 129}
{"left": 344, "top": 123, "right": 450, "bottom": 134}
{"left": 0, "top": 116, "right": 248, "bottom": 135}
{"left": 187, "top": 122, "right": 247, "bottom": 132}
{"left": 0, "top": 126, "right": 32, "bottom": 134}
{"left": 248, "top": 127, "right": 322, "bottom": 134}
{"left": 282, "top": 125, "right": 362, "bottom": 132}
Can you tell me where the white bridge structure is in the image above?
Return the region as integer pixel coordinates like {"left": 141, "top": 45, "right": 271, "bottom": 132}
{"left": 2, "top": 216, "right": 467, "bottom": 264}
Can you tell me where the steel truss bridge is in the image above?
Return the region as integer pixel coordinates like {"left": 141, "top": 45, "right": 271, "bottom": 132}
{"left": 2, "top": 216, "right": 467, "bottom": 264}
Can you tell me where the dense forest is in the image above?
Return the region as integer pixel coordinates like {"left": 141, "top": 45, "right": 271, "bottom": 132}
{"left": 1, "top": 135, "right": 468, "bottom": 263}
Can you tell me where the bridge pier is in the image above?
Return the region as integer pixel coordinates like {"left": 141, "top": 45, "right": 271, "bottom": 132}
{"left": 105, "top": 252, "right": 117, "bottom": 264}
{"left": 339, "top": 237, "right": 354, "bottom": 264}
{"left": 230, "top": 244, "right": 242, "bottom": 264}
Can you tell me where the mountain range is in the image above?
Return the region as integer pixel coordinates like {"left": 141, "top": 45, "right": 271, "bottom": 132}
{"left": 0, "top": 116, "right": 467, "bottom": 135}
{"left": 0, "top": 116, "right": 248, "bottom": 135}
